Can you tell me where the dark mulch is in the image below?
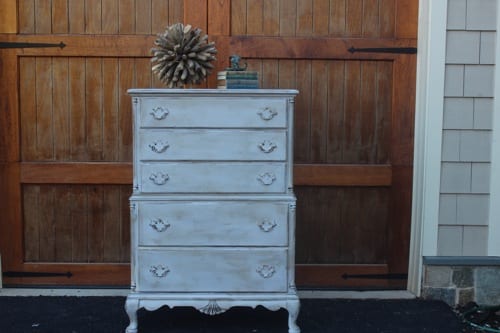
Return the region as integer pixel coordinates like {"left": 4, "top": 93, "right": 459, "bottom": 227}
{"left": 0, "top": 296, "right": 471, "bottom": 333}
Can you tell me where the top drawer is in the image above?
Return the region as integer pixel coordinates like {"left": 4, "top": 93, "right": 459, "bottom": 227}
{"left": 137, "top": 97, "right": 287, "bottom": 128}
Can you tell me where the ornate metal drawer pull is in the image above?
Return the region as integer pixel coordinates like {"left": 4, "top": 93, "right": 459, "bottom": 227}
{"left": 258, "top": 219, "right": 277, "bottom": 232}
{"left": 150, "top": 106, "right": 169, "bottom": 120}
{"left": 259, "top": 140, "right": 277, "bottom": 153}
{"left": 149, "top": 218, "right": 171, "bottom": 232}
{"left": 150, "top": 265, "right": 170, "bottom": 278}
{"left": 149, "top": 172, "right": 169, "bottom": 185}
{"left": 256, "top": 265, "right": 276, "bottom": 278}
{"left": 257, "top": 172, "right": 276, "bottom": 185}
{"left": 149, "top": 140, "right": 170, "bottom": 153}
{"left": 258, "top": 107, "right": 277, "bottom": 121}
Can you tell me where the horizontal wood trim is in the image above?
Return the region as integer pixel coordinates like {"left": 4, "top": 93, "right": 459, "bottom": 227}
{"left": 2, "top": 34, "right": 415, "bottom": 60}
{"left": 20, "top": 162, "right": 132, "bottom": 184}
{"left": 296, "top": 264, "right": 393, "bottom": 289}
{"left": 294, "top": 164, "right": 392, "bottom": 186}
{"left": 222, "top": 36, "right": 417, "bottom": 60}
{"left": 20, "top": 163, "right": 391, "bottom": 186}
{"left": 3, "top": 263, "right": 130, "bottom": 286}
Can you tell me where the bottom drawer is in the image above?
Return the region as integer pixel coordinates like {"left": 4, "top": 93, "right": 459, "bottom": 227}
{"left": 136, "top": 248, "right": 287, "bottom": 292}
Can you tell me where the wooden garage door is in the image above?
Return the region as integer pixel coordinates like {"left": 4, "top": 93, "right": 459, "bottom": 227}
{"left": 0, "top": 0, "right": 417, "bottom": 288}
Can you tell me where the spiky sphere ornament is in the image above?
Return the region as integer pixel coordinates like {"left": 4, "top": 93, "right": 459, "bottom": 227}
{"left": 151, "top": 23, "right": 217, "bottom": 88}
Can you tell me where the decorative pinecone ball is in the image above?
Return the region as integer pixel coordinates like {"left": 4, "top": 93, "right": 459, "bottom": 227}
{"left": 151, "top": 23, "right": 217, "bottom": 88}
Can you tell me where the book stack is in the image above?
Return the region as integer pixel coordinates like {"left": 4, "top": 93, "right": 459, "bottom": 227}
{"left": 217, "top": 71, "right": 259, "bottom": 89}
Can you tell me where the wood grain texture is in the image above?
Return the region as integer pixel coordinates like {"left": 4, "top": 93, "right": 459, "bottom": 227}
{"left": 294, "top": 164, "right": 392, "bottom": 186}
{"left": 0, "top": 0, "right": 17, "bottom": 33}
{"left": 296, "top": 264, "right": 391, "bottom": 288}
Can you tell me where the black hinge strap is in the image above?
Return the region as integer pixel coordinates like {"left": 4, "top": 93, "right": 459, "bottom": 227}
{"left": 0, "top": 41, "right": 66, "bottom": 49}
{"left": 348, "top": 46, "right": 417, "bottom": 54}
{"left": 3, "top": 271, "right": 73, "bottom": 278}
{"left": 342, "top": 273, "right": 408, "bottom": 280}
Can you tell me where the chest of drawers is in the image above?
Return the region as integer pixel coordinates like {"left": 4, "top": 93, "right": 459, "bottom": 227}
{"left": 125, "top": 89, "right": 300, "bottom": 333}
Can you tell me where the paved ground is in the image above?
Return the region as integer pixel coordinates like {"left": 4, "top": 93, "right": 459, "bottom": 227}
{"left": 0, "top": 296, "right": 469, "bottom": 333}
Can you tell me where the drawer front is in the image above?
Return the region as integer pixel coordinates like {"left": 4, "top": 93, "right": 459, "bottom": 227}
{"left": 137, "top": 248, "right": 287, "bottom": 292}
{"left": 137, "top": 201, "right": 289, "bottom": 246}
{"left": 138, "top": 129, "right": 286, "bottom": 161}
{"left": 140, "top": 162, "right": 287, "bottom": 193}
{"left": 139, "top": 97, "right": 287, "bottom": 128}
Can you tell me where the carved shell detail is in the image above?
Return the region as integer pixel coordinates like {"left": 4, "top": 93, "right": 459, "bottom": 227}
{"left": 198, "top": 300, "right": 226, "bottom": 316}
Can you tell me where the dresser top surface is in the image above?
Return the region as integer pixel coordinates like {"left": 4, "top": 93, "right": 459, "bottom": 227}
{"left": 128, "top": 88, "right": 299, "bottom": 97}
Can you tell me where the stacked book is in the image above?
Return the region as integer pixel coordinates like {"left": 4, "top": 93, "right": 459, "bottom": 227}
{"left": 217, "top": 71, "right": 259, "bottom": 89}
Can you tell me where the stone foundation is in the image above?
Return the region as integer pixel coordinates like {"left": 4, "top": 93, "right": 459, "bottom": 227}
{"left": 422, "top": 257, "right": 500, "bottom": 307}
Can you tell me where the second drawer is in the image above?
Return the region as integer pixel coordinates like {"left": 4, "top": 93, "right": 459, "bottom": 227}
{"left": 135, "top": 201, "right": 290, "bottom": 246}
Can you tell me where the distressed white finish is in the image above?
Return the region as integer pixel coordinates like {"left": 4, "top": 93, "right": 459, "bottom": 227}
{"left": 125, "top": 89, "right": 300, "bottom": 333}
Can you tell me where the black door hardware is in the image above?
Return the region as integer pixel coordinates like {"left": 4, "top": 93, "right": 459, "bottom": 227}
{"left": 0, "top": 41, "right": 66, "bottom": 49}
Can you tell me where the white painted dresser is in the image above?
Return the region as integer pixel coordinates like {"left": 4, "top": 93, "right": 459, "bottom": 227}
{"left": 125, "top": 89, "right": 300, "bottom": 333}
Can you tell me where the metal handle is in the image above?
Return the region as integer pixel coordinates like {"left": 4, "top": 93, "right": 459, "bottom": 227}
{"left": 149, "top": 172, "right": 169, "bottom": 185}
{"left": 259, "top": 140, "right": 277, "bottom": 153}
{"left": 149, "top": 140, "right": 170, "bottom": 153}
{"left": 258, "top": 107, "right": 277, "bottom": 121}
{"left": 149, "top": 218, "right": 171, "bottom": 232}
{"left": 257, "top": 172, "right": 276, "bottom": 185}
{"left": 256, "top": 265, "right": 276, "bottom": 278}
{"left": 150, "top": 265, "right": 170, "bottom": 278}
{"left": 150, "top": 106, "right": 169, "bottom": 120}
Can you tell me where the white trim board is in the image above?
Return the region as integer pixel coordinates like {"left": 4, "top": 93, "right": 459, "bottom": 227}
{"left": 407, "top": 0, "right": 448, "bottom": 295}
{"left": 488, "top": 0, "right": 500, "bottom": 256}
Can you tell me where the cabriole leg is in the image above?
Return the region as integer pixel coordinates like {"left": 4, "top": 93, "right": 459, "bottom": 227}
{"left": 287, "top": 300, "right": 300, "bottom": 333}
{"left": 125, "top": 298, "right": 139, "bottom": 333}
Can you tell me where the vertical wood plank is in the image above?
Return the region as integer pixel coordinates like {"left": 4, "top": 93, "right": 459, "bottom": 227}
{"left": 38, "top": 186, "right": 56, "bottom": 261}
{"left": 54, "top": 186, "right": 73, "bottom": 262}
{"left": 326, "top": 61, "right": 345, "bottom": 163}
{"left": 53, "top": 58, "right": 70, "bottom": 160}
{"left": 85, "top": 58, "right": 103, "bottom": 161}
{"left": 135, "top": 58, "right": 152, "bottom": 88}
{"left": 35, "top": 57, "right": 54, "bottom": 161}
{"left": 293, "top": 60, "right": 310, "bottom": 163}
{"left": 86, "top": 0, "right": 102, "bottom": 33}
{"left": 312, "top": 0, "right": 329, "bottom": 36}
{"left": 168, "top": 0, "right": 183, "bottom": 24}
{"left": 263, "top": 0, "right": 280, "bottom": 35}
{"left": 208, "top": 0, "right": 230, "bottom": 35}
{"left": 0, "top": 0, "right": 17, "bottom": 33}
{"left": 103, "top": 187, "right": 121, "bottom": 261}
{"left": 18, "top": 0, "right": 35, "bottom": 33}
{"left": 310, "top": 60, "right": 328, "bottom": 162}
{"left": 120, "top": 186, "right": 131, "bottom": 262}
{"left": 69, "top": 0, "right": 85, "bottom": 34}
{"left": 359, "top": 61, "right": 377, "bottom": 163}
{"left": 345, "top": 0, "right": 362, "bottom": 37}
{"left": 118, "top": 59, "right": 134, "bottom": 162}
{"left": 23, "top": 186, "right": 40, "bottom": 261}
{"left": 136, "top": 0, "right": 152, "bottom": 34}
{"left": 375, "top": 61, "right": 392, "bottom": 163}
{"left": 71, "top": 186, "right": 88, "bottom": 262}
{"left": 102, "top": 0, "right": 119, "bottom": 34}
{"left": 363, "top": 0, "right": 380, "bottom": 37}
{"left": 69, "top": 58, "right": 87, "bottom": 160}
{"left": 247, "top": 0, "right": 264, "bottom": 35}
{"left": 395, "top": 0, "right": 418, "bottom": 39}
{"left": 329, "top": 0, "right": 345, "bottom": 36}
{"left": 262, "top": 59, "right": 279, "bottom": 89}
{"left": 184, "top": 0, "right": 207, "bottom": 31}
{"left": 52, "top": 0, "right": 69, "bottom": 33}
{"left": 279, "top": 0, "right": 296, "bottom": 36}
{"left": 152, "top": 0, "right": 169, "bottom": 33}
{"left": 297, "top": 0, "right": 312, "bottom": 36}
{"left": 231, "top": 0, "right": 246, "bottom": 34}
{"left": 88, "top": 186, "right": 104, "bottom": 262}
{"left": 20, "top": 57, "right": 37, "bottom": 161}
{"left": 118, "top": 0, "right": 135, "bottom": 34}
{"left": 102, "top": 58, "right": 119, "bottom": 161}
{"left": 379, "top": 0, "right": 395, "bottom": 38}
{"left": 35, "top": 0, "right": 52, "bottom": 33}
{"left": 343, "top": 60, "right": 361, "bottom": 163}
